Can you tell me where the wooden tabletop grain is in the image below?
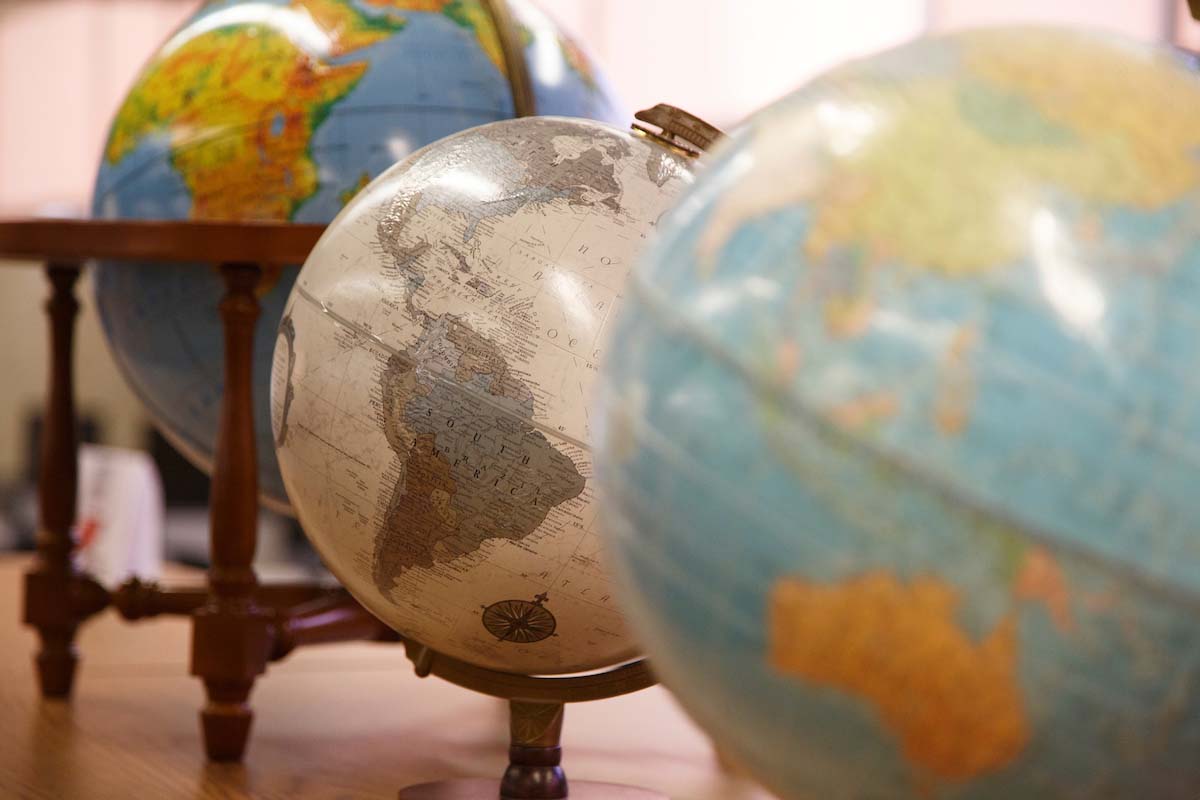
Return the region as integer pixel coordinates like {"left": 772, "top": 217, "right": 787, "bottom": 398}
{"left": 0, "top": 557, "right": 774, "bottom": 800}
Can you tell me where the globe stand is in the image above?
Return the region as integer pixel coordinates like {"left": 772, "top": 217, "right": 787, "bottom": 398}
{"left": 396, "top": 643, "right": 665, "bottom": 800}
{"left": 0, "top": 219, "right": 403, "bottom": 760}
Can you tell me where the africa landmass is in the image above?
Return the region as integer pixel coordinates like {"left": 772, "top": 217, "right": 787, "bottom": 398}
{"left": 103, "top": 0, "right": 507, "bottom": 221}
{"left": 769, "top": 571, "right": 1029, "bottom": 784}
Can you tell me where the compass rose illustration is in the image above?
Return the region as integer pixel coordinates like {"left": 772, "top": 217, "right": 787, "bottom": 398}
{"left": 481, "top": 592, "right": 557, "bottom": 643}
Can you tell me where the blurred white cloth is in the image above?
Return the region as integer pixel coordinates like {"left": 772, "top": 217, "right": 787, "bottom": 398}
{"left": 74, "top": 444, "right": 163, "bottom": 588}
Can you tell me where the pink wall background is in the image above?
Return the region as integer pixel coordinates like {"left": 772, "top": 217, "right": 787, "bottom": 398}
{"left": 0, "top": 0, "right": 926, "bottom": 216}
{"left": 0, "top": 0, "right": 1192, "bottom": 480}
{"left": 0, "top": 0, "right": 1189, "bottom": 216}
{"left": 930, "top": 0, "right": 1170, "bottom": 35}
{"left": 0, "top": 0, "right": 194, "bottom": 215}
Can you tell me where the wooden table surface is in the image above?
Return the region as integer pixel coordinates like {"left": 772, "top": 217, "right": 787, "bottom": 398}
{"left": 0, "top": 556, "right": 774, "bottom": 800}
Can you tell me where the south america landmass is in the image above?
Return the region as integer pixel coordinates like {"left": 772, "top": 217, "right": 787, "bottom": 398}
{"left": 372, "top": 314, "right": 585, "bottom": 593}
{"left": 364, "top": 122, "right": 641, "bottom": 604}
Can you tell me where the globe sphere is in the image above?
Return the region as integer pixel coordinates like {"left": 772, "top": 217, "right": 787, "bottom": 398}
{"left": 595, "top": 27, "right": 1200, "bottom": 799}
{"left": 272, "top": 116, "right": 694, "bottom": 674}
{"left": 92, "top": 0, "right": 624, "bottom": 512}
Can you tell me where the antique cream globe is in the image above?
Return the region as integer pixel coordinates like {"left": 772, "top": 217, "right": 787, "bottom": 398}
{"left": 271, "top": 116, "right": 693, "bottom": 674}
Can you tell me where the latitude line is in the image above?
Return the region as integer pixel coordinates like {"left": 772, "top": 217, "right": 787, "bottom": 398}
{"left": 294, "top": 282, "right": 592, "bottom": 452}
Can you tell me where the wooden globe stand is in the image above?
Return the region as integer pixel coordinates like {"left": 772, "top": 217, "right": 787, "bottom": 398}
{"left": 0, "top": 221, "right": 671, "bottom": 793}
{"left": 0, "top": 219, "right": 400, "bottom": 761}
{"left": 0, "top": 217, "right": 672, "bottom": 794}
{"left": 0, "top": 0, "right": 545, "bottom": 762}
{"left": 396, "top": 643, "right": 664, "bottom": 800}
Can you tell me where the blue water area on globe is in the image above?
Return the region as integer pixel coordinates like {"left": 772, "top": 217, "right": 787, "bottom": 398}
{"left": 596, "top": 27, "right": 1200, "bottom": 800}
{"left": 92, "top": 0, "right": 625, "bottom": 511}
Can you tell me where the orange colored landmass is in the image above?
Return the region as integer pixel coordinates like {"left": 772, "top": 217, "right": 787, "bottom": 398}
{"left": 824, "top": 296, "right": 873, "bottom": 338}
{"left": 362, "top": 0, "right": 452, "bottom": 9}
{"left": 558, "top": 34, "right": 596, "bottom": 90}
{"left": 933, "top": 325, "right": 977, "bottom": 435}
{"left": 301, "top": 0, "right": 405, "bottom": 56}
{"left": 1015, "top": 547, "right": 1074, "bottom": 633}
{"left": 769, "top": 571, "right": 1029, "bottom": 784}
{"left": 828, "top": 390, "right": 898, "bottom": 431}
{"left": 774, "top": 339, "right": 802, "bottom": 381}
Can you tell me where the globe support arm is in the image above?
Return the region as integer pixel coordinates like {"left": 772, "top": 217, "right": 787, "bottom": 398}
{"left": 481, "top": 0, "right": 536, "bottom": 117}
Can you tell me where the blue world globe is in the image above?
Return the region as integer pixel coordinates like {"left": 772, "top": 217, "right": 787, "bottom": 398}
{"left": 596, "top": 27, "right": 1200, "bottom": 799}
{"left": 93, "top": 0, "right": 623, "bottom": 511}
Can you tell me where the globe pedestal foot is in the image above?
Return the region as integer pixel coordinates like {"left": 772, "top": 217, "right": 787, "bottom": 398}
{"left": 200, "top": 697, "right": 254, "bottom": 762}
{"left": 33, "top": 628, "right": 78, "bottom": 698}
{"left": 399, "top": 701, "right": 665, "bottom": 800}
{"left": 398, "top": 778, "right": 666, "bottom": 799}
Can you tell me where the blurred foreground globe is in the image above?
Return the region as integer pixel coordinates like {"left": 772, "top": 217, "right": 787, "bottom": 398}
{"left": 272, "top": 116, "right": 693, "bottom": 673}
{"left": 595, "top": 28, "right": 1200, "bottom": 799}
{"left": 92, "top": 0, "right": 623, "bottom": 512}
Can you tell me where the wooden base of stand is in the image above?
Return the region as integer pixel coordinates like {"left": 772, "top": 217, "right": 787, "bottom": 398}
{"left": 398, "top": 778, "right": 666, "bottom": 800}
{"left": 395, "top": 697, "right": 665, "bottom": 800}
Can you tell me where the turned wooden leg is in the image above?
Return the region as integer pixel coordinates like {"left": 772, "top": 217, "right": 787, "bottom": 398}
{"left": 23, "top": 263, "right": 108, "bottom": 699}
{"left": 501, "top": 701, "right": 568, "bottom": 800}
{"left": 191, "top": 262, "right": 272, "bottom": 762}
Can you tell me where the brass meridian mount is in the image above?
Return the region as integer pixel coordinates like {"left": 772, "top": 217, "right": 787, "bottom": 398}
{"left": 481, "top": 0, "right": 537, "bottom": 117}
{"left": 481, "top": 0, "right": 722, "bottom": 155}
{"left": 404, "top": 640, "right": 655, "bottom": 703}
{"left": 633, "top": 104, "right": 724, "bottom": 158}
